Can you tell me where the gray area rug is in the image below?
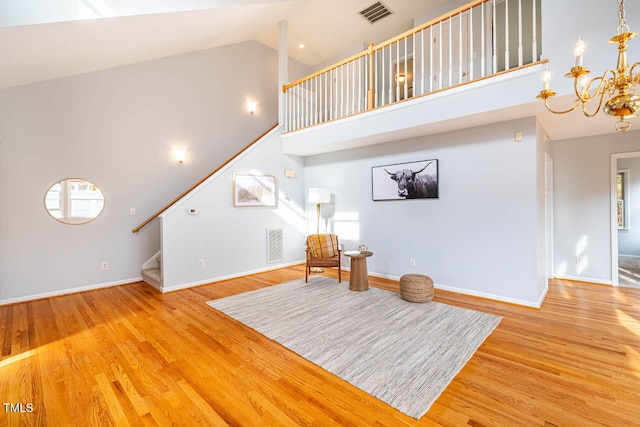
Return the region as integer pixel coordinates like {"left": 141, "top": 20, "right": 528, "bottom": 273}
{"left": 207, "top": 276, "right": 501, "bottom": 419}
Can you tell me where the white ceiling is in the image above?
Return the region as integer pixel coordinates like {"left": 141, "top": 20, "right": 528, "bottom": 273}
{"left": 0, "top": 0, "right": 450, "bottom": 90}
{"left": 0, "top": 0, "right": 635, "bottom": 140}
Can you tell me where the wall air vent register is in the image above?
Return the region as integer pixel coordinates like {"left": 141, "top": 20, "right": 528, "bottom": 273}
{"left": 267, "top": 228, "right": 284, "bottom": 263}
{"left": 359, "top": 2, "right": 393, "bottom": 24}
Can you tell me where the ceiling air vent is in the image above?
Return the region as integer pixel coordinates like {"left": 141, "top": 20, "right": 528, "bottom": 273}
{"left": 359, "top": 2, "right": 393, "bottom": 24}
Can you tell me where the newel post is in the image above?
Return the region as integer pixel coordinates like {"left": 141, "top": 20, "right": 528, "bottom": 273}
{"left": 367, "top": 42, "right": 375, "bottom": 110}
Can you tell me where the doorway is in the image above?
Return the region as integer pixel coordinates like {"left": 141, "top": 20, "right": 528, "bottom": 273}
{"left": 431, "top": 11, "right": 470, "bottom": 89}
{"left": 611, "top": 151, "right": 640, "bottom": 288}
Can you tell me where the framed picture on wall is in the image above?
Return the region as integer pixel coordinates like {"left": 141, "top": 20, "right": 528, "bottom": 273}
{"left": 233, "top": 173, "right": 277, "bottom": 207}
{"left": 371, "top": 159, "right": 438, "bottom": 201}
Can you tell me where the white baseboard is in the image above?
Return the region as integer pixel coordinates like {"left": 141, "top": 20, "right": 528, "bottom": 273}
{"left": 366, "top": 270, "right": 544, "bottom": 308}
{"left": 553, "top": 274, "right": 613, "bottom": 286}
{"left": 435, "top": 283, "right": 544, "bottom": 308}
{"left": 161, "top": 260, "right": 305, "bottom": 293}
{"left": 0, "top": 277, "right": 142, "bottom": 306}
{"left": 0, "top": 260, "right": 306, "bottom": 305}
{"left": 2, "top": 263, "right": 554, "bottom": 309}
{"left": 367, "top": 270, "right": 401, "bottom": 281}
{"left": 537, "top": 286, "right": 549, "bottom": 307}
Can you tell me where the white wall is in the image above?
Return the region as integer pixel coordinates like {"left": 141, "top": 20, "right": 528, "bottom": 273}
{"left": 305, "top": 117, "right": 546, "bottom": 306}
{"left": 161, "top": 127, "right": 305, "bottom": 290}
{"left": 552, "top": 130, "right": 640, "bottom": 283}
{"left": 617, "top": 156, "right": 640, "bottom": 257}
{"left": 0, "top": 40, "right": 310, "bottom": 303}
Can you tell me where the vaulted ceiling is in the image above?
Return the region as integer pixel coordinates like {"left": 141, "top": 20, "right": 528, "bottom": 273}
{"left": 0, "top": 0, "right": 451, "bottom": 89}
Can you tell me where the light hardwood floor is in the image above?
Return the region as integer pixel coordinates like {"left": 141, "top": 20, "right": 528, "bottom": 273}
{"left": 1, "top": 266, "right": 639, "bottom": 426}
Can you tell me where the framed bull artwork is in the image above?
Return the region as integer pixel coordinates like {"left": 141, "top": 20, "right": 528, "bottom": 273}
{"left": 371, "top": 159, "right": 438, "bottom": 201}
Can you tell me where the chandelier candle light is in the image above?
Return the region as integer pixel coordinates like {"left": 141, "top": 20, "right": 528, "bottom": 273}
{"left": 537, "top": 0, "right": 640, "bottom": 132}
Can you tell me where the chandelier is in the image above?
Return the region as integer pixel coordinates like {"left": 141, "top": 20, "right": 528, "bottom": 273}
{"left": 537, "top": 0, "right": 640, "bottom": 132}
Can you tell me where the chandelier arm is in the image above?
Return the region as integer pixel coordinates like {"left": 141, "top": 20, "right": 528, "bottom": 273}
{"left": 543, "top": 97, "right": 582, "bottom": 115}
{"left": 573, "top": 68, "right": 616, "bottom": 102}
{"left": 574, "top": 75, "right": 607, "bottom": 103}
{"left": 581, "top": 88, "right": 607, "bottom": 117}
{"left": 630, "top": 62, "right": 640, "bottom": 83}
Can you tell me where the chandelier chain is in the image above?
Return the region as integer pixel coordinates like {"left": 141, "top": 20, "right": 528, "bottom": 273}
{"left": 618, "top": 0, "right": 629, "bottom": 34}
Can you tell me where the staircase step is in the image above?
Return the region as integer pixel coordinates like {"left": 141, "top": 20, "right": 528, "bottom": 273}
{"left": 142, "top": 267, "right": 161, "bottom": 290}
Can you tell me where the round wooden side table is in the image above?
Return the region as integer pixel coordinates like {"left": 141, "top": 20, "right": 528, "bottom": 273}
{"left": 344, "top": 251, "right": 373, "bottom": 291}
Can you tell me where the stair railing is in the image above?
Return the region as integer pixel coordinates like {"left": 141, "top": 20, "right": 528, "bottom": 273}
{"left": 282, "top": 0, "right": 541, "bottom": 133}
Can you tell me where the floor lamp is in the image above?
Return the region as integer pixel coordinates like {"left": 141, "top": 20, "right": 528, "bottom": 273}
{"left": 308, "top": 187, "right": 331, "bottom": 272}
{"left": 308, "top": 187, "right": 331, "bottom": 234}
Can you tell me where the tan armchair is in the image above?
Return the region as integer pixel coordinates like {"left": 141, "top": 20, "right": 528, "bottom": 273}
{"left": 305, "top": 234, "right": 341, "bottom": 282}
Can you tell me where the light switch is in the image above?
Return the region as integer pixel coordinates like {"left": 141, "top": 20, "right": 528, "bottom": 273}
{"left": 514, "top": 131, "right": 523, "bottom": 142}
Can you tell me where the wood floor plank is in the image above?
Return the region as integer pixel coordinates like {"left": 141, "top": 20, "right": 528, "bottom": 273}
{"left": 1, "top": 267, "right": 640, "bottom": 426}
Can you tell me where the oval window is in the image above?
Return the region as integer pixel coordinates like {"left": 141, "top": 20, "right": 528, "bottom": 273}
{"left": 44, "top": 179, "right": 105, "bottom": 224}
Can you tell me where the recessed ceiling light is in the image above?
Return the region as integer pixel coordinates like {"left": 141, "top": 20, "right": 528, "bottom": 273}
{"left": 298, "top": 43, "right": 305, "bottom": 49}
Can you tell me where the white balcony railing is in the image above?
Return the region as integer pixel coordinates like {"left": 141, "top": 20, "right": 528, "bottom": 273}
{"left": 283, "top": 0, "right": 542, "bottom": 133}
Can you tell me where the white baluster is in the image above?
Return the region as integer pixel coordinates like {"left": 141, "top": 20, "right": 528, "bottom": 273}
{"left": 481, "top": 2, "right": 486, "bottom": 77}
{"left": 448, "top": 16, "right": 453, "bottom": 87}
{"left": 351, "top": 60, "right": 355, "bottom": 115}
{"left": 314, "top": 77, "right": 317, "bottom": 124}
{"left": 376, "top": 49, "right": 380, "bottom": 107}
{"left": 469, "top": 7, "right": 474, "bottom": 81}
{"left": 421, "top": 29, "right": 425, "bottom": 95}
{"left": 439, "top": 23, "right": 443, "bottom": 90}
{"left": 396, "top": 42, "right": 400, "bottom": 102}
{"left": 412, "top": 33, "right": 416, "bottom": 97}
{"left": 532, "top": 0, "right": 538, "bottom": 61}
{"left": 357, "top": 58, "right": 361, "bottom": 112}
{"left": 330, "top": 69, "right": 334, "bottom": 120}
{"left": 492, "top": 0, "right": 497, "bottom": 73}
{"left": 388, "top": 46, "right": 392, "bottom": 103}
{"left": 320, "top": 74, "right": 323, "bottom": 123}
{"left": 459, "top": 12, "right": 463, "bottom": 83}
{"left": 518, "top": 0, "right": 523, "bottom": 66}
{"left": 430, "top": 26, "right": 434, "bottom": 92}
{"left": 284, "top": 89, "right": 289, "bottom": 132}
{"left": 296, "top": 84, "right": 299, "bottom": 130}
{"left": 404, "top": 37, "right": 408, "bottom": 100}
{"left": 504, "top": 0, "right": 510, "bottom": 70}
{"left": 302, "top": 82, "right": 306, "bottom": 128}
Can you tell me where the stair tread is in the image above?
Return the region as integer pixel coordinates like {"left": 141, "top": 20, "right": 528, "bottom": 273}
{"left": 142, "top": 267, "right": 161, "bottom": 283}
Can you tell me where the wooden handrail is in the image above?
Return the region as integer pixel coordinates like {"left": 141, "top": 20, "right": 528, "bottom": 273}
{"left": 371, "top": 0, "right": 487, "bottom": 51}
{"left": 282, "top": 0, "right": 488, "bottom": 93}
{"left": 132, "top": 123, "right": 279, "bottom": 233}
{"left": 282, "top": 49, "right": 369, "bottom": 93}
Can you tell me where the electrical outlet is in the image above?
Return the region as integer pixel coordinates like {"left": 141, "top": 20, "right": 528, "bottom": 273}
{"left": 130, "top": 208, "right": 136, "bottom": 215}
{"left": 576, "top": 256, "right": 583, "bottom": 265}
{"left": 101, "top": 261, "right": 109, "bottom": 270}
{"left": 409, "top": 258, "right": 416, "bottom": 267}
{"left": 198, "top": 259, "right": 205, "bottom": 268}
